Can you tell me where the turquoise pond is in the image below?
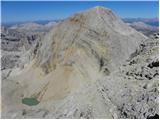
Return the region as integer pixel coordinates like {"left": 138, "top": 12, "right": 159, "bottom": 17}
{"left": 22, "top": 98, "right": 40, "bottom": 106}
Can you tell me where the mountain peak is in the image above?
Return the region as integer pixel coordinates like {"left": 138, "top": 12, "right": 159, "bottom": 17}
{"left": 93, "top": 6, "right": 111, "bottom": 11}
{"left": 66, "top": 6, "right": 115, "bottom": 26}
{"left": 8, "top": 6, "right": 146, "bottom": 105}
{"left": 86, "top": 6, "right": 112, "bottom": 15}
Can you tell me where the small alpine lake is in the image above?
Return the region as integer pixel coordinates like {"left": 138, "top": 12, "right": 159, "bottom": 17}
{"left": 22, "top": 97, "right": 40, "bottom": 106}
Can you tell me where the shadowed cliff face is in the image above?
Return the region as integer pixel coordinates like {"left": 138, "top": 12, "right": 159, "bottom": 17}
{"left": 3, "top": 7, "right": 158, "bottom": 119}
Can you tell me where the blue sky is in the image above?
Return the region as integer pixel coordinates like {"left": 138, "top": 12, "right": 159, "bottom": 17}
{"left": 2, "top": 1, "right": 159, "bottom": 23}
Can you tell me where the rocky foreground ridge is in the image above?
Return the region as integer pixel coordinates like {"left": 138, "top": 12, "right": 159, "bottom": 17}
{"left": 1, "top": 6, "right": 159, "bottom": 118}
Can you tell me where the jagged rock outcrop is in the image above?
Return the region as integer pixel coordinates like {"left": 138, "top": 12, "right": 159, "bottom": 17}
{"left": 2, "top": 6, "right": 158, "bottom": 119}
{"left": 1, "top": 26, "right": 44, "bottom": 70}
{"left": 99, "top": 34, "right": 159, "bottom": 119}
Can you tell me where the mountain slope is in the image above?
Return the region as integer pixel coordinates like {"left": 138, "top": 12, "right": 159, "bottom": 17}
{"left": 36, "top": 6, "right": 146, "bottom": 72}
{"left": 2, "top": 6, "right": 157, "bottom": 119}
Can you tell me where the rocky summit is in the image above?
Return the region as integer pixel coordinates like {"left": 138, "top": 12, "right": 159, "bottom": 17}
{"left": 2, "top": 6, "right": 159, "bottom": 118}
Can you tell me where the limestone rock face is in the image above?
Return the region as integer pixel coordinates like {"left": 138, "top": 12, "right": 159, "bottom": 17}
{"left": 36, "top": 6, "right": 146, "bottom": 72}
{"left": 1, "top": 26, "right": 44, "bottom": 74}
{"left": 29, "top": 6, "right": 146, "bottom": 101}
{"left": 2, "top": 6, "right": 158, "bottom": 119}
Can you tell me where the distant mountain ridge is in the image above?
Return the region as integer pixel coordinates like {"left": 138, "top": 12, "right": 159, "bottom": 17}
{"left": 2, "top": 18, "right": 158, "bottom": 27}
{"left": 2, "top": 19, "right": 62, "bottom": 27}
{"left": 123, "top": 18, "right": 159, "bottom": 26}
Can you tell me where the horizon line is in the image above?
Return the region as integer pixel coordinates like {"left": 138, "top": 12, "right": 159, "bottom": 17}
{"left": 2, "top": 17, "right": 159, "bottom": 25}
